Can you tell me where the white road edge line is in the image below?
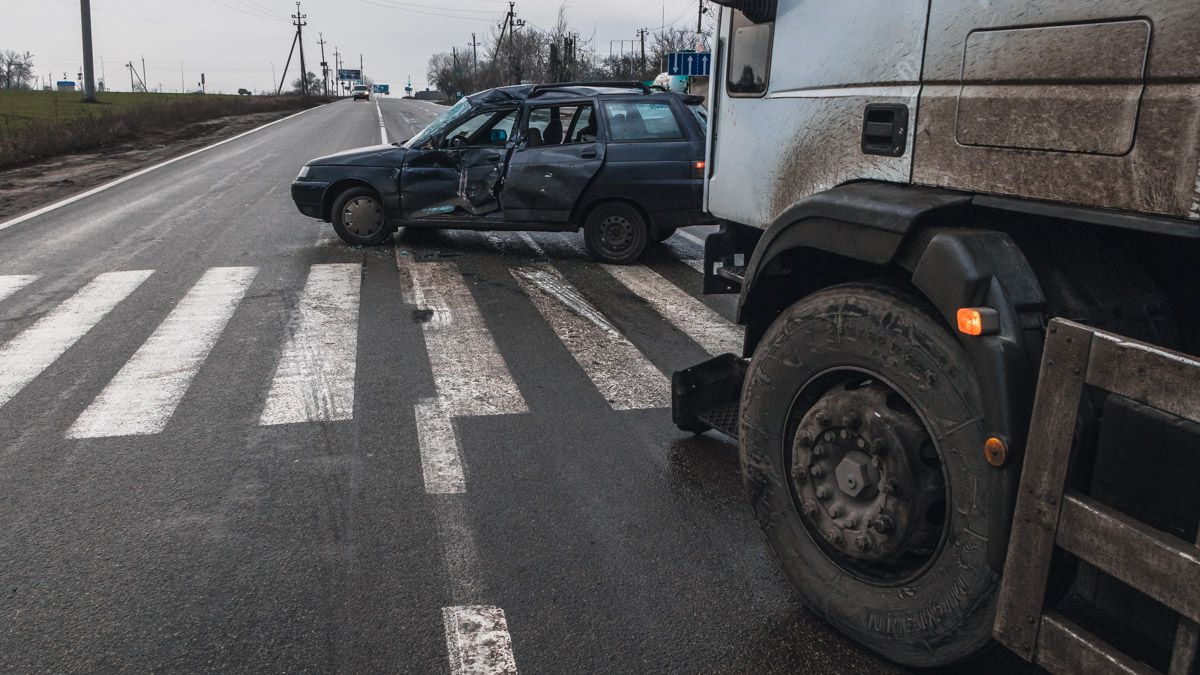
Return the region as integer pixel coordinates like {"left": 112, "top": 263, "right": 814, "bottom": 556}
{"left": 67, "top": 267, "right": 258, "bottom": 438}
{"left": 443, "top": 605, "right": 519, "bottom": 675}
{"left": 376, "top": 98, "right": 388, "bottom": 145}
{"left": 0, "top": 104, "right": 327, "bottom": 234}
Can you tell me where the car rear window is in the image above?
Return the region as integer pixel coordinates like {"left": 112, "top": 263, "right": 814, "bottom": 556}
{"left": 602, "top": 101, "right": 685, "bottom": 142}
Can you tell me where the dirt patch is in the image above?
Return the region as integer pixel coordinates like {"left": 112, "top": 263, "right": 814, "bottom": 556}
{"left": 0, "top": 110, "right": 301, "bottom": 221}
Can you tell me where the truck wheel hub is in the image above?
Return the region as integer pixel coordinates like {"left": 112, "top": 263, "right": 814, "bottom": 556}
{"left": 789, "top": 379, "right": 947, "bottom": 580}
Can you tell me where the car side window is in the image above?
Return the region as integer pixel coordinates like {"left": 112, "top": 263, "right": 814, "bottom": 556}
{"left": 601, "top": 101, "right": 685, "bottom": 142}
{"left": 525, "top": 104, "right": 596, "bottom": 147}
{"left": 441, "top": 108, "right": 518, "bottom": 148}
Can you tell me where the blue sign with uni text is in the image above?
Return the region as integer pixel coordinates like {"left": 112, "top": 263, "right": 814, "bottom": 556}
{"left": 373, "top": 84, "right": 389, "bottom": 94}
{"left": 667, "top": 52, "right": 711, "bottom": 77}
{"left": 337, "top": 69, "right": 362, "bottom": 81}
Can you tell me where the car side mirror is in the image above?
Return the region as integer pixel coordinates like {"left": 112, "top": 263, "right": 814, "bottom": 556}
{"left": 489, "top": 129, "right": 508, "bottom": 143}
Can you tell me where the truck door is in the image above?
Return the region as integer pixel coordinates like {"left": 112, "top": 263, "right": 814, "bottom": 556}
{"left": 502, "top": 103, "right": 604, "bottom": 223}
{"left": 401, "top": 107, "right": 519, "bottom": 219}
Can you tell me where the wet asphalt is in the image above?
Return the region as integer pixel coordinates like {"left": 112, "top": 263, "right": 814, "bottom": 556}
{"left": 0, "top": 97, "right": 909, "bottom": 673}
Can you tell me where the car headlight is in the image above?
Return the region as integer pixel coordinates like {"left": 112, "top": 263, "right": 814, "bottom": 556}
{"left": 297, "top": 165, "right": 311, "bottom": 179}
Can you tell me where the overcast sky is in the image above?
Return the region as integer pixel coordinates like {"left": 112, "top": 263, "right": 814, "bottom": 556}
{"left": 4, "top": 0, "right": 706, "bottom": 94}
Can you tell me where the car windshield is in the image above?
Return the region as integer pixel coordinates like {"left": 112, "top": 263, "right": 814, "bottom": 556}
{"left": 405, "top": 97, "right": 472, "bottom": 149}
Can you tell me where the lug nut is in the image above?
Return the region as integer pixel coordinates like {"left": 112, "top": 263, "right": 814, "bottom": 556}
{"left": 823, "top": 431, "right": 835, "bottom": 443}
{"left": 791, "top": 465, "right": 808, "bottom": 481}
{"left": 802, "top": 502, "right": 819, "bottom": 518}
{"left": 829, "top": 506, "right": 844, "bottom": 518}
{"left": 856, "top": 438, "right": 867, "bottom": 449}
{"left": 810, "top": 466, "right": 824, "bottom": 479}
{"left": 845, "top": 517, "right": 859, "bottom": 529}
{"left": 816, "top": 487, "right": 831, "bottom": 500}
{"left": 871, "top": 514, "right": 895, "bottom": 534}
{"left": 855, "top": 536, "right": 873, "bottom": 552}
{"left": 828, "top": 530, "right": 844, "bottom": 546}
{"left": 812, "top": 445, "right": 826, "bottom": 458}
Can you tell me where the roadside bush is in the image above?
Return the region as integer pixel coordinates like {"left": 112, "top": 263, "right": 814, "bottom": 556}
{"left": 0, "top": 93, "right": 328, "bottom": 169}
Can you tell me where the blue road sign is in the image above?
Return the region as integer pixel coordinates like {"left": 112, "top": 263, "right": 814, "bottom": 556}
{"left": 337, "top": 69, "right": 362, "bottom": 81}
{"left": 667, "top": 52, "right": 711, "bottom": 77}
{"left": 373, "top": 84, "right": 389, "bottom": 94}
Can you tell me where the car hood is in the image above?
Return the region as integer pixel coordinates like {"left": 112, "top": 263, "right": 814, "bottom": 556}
{"left": 308, "top": 144, "right": 406, "bottom": 168}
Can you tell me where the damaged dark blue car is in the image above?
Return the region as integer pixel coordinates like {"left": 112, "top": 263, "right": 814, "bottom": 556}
{"left": 291, "top": 82, "right": 710, "bottom": 264}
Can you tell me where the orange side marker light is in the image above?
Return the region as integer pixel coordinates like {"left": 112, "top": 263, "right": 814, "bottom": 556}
{"left": 956, "top": 307, "right": 1000, "bottom": 336}
{"left": 984, "top": 437, "right": 1009, "bottom": 468}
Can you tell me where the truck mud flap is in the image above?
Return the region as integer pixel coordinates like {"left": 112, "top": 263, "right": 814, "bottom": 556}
{"left": 672, "top": 353, "right": 746, "bottom": 439}
{"left": 994, "top": 318, "right": 1200, "bottom": 673}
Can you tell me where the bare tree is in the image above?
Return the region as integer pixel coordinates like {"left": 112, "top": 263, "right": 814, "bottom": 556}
{"left": 0, "top": 50, "right": 36, "bottom": 90}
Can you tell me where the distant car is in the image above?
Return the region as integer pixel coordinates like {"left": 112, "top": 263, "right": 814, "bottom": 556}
{"left": 291, "top": 82, "right": 711, "bottom": 263}
{"left": 352, "top": 85, "right": 370, "bottom": 101}
{"left": 237, "top": 88, "right": 252, "bottom": 96}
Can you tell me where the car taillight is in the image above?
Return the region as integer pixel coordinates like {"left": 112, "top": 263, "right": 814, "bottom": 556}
{"left": 691, "top": 161, "right": 706, "bottom": 179}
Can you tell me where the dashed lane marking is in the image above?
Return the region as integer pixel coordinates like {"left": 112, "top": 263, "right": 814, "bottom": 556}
{"left": 443, "top": 605, "right": 519, "bottom": 675}
{"left": 602, "top": 264, "right": 743, "bottom": 356}
{"left": 259, "top": 263, "right": 361, "bottom": 425}
{"left": 512, "top": 264, "right": 670, "bottom": 410}
{"left": 67, "top": 267, "right": 257, "bottom": 438}
{"left": 397, "top": 249, "right": 526, "bottom": 494}
{"left": 0, "top": 270, "right": 154, "bottom": 411}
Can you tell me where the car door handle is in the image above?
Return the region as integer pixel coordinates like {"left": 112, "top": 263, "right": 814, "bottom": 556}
{"left": 485, "top": 153, "right": 502, "bottom": 162}
{"left": 580, "top": 149, "right": 597, "bottom": 159}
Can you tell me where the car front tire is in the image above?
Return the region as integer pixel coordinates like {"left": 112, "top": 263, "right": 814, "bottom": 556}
{"left": 583, "top": 202, "right": 648, "bottom": 265}
{"left": 331, "top": 186, "right": 391, "bottom": 246}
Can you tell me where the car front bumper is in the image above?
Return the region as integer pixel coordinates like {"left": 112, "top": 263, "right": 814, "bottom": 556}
{"left": 291, "top": 180, "right": 327, "bottom": 219}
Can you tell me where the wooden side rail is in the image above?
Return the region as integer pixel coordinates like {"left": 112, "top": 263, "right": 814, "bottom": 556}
{"left": 994, "top": 319, "right": 1200, "bottom": 675}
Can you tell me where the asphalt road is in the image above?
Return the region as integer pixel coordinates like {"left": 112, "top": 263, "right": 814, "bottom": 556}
{"left": 0, "top": 97, "right": 901, "bottom": 673}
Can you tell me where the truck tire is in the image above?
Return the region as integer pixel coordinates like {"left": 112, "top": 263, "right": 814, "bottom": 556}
{"left": 583, "top": 202, "right": 648, "bottom": 265}
{"left": 331, "top": 186, "right": 390, "bottom": 246}
{"left": 739, "top": 282, "right": 999, "bottom": 667}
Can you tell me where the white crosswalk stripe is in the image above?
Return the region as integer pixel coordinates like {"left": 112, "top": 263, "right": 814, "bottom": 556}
{"left": 0, "top": 275, "right": 38, "bottom": 304}
{"left": 67, "top": 267, "right": 258, "bottom": 438}
{"left": 259, "top": 263, "right": 362, "bottom": 425}
{"left": 443, "top": 605, "right": 519, "bottom": 675}
{"left": 603, "top": 264, "right": 743, "bottom": 356}
{"left": 0, "top": 270, "right": 154, "bottom": 410}
{"left": 512, "top": 264, "right": 670, "bottom": 410}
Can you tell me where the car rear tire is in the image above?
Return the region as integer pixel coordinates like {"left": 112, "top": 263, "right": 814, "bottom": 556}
{"left": 331, "top": 187, "right": 390, "bottom": 246}
{"left": 739, "top": 282, "right": 1001, "bottom": 667}
{"left": 583, "top": 202, "right": 648, "bottom": 265}
{"left": 650, "top": 226, "right": 677, "bottom": 244}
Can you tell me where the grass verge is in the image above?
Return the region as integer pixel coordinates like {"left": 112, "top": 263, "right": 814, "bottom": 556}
{"left": 0, "top": 91, "right": 327, "bottom": 169}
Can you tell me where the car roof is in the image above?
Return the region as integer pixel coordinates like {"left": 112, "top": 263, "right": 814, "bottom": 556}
{"left": 466, "top": 83, "right": 693, "bottom": 107}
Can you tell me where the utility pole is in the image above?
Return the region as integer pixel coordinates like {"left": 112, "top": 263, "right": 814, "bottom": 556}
{"left": 469, "top": 32, "right": 480, "bottom": 81}
{"left": 333, "top": 47, "right": 340, "bottom": 96}
{"left": 180, "top": 60, "right": 184, "bottom": 92}
{"left": 293, "top": 2, "right": 308, "bottom": 96}
{"left": 359, "top": 53, "right": 363, "bottom": 84}
{"left": 637, "top": 28, "right": 648, "bottom": 74}
{"left": 141, "top": 55, "right": 147, "bottom": 93}
{"left": 79, "top": 0, "right": 97, "bottom": 102}
{"left": 317, "top": 33, "right": 328, "bottom": 96}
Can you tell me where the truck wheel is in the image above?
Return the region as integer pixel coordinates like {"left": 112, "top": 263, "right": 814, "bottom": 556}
{"left": 739, "top": 282, "right": 999, "bottom": 667}
{"left": 583, "top": 202, "right": 648, "bottom": 265}
{"left": 331, "top": 187, "right": 390, "bottom": 246}
{"left": 650, "top": 226, "right": 677, "bottom": 243}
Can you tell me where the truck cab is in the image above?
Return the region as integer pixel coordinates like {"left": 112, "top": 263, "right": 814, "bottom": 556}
{"left": 678, "top": 0, "right": 1200, "bottom": 669}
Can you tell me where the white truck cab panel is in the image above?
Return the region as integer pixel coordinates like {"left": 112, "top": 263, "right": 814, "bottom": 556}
{"left": 705, "top": 1, "right": 929, "bottom": 229}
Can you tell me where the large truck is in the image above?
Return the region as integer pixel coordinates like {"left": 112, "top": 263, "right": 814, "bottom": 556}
{"left": 673, "top": 1, "right": 1200, "bottom": 670}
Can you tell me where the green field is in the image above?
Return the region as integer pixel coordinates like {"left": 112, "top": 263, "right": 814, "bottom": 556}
{"left": 0, "top": 90, "right": 321, "bottom": 168}
{"left": 0, "top": 90, "right": 250, "bottom": 129}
